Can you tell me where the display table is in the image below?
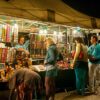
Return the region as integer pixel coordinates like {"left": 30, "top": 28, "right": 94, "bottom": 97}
{"left": 0, "top": 68, "right": 76, "bottom": 91}
{"left": 38, "top": 69, "right": 76, "bottom": 90}
{"left": 0, "top": 69, "right": 79, "bottom": 100}
{"left": 0, "top": 80, "right": 9, "bottom": 90}
{"left": 32, "top": 59, "right": 44, "bottom": 65}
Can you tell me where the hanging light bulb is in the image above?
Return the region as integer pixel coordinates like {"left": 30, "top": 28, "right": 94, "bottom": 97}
{"left": 77, "top": 27, "right": 80, "bottom": 29}
{"left": 39, "top": 30, "right": 43, "bottom": 34}
{"left": 97, "top": 33, "right": 99, "bottom": 36}
{"left": 59, "top": 32, "right": 62, "bottom": 35}
{"left": 44, "top": 29, "right": 47, "bottom": 34}
{"left": 54, "top": 31, "right": 57, "bottom": 35}
{"left": 77, "top": 27, "right": 81, "bottom": 32}
{"left": 54, "top": 28, "right": 57, "bottom": 35}
{"left": 73, "top": 30, "right": 77, "bottom": 34}
{"left": 14, "top": 24, "right": 18, "bottom": 28}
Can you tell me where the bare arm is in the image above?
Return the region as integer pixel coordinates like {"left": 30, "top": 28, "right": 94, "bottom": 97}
{"left": 17, "top": 48, "right": 30, "bottom": 55}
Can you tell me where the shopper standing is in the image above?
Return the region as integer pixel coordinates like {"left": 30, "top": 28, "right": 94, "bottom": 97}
{"left": 88, "top": 35, "right": 100, "bottom": 94}
{"left": 44, "top": 38, "right": 60, "bottom": 100}
{"left": 71, "top": 37, "right": 88, "bottom": 95}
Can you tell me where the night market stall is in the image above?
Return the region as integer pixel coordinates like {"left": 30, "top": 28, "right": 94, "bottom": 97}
{"left": 0, "top": 15, "right": 100, "bottom": 99}
{"left": 0, "top": 15, "right": 100, "bottom": 87}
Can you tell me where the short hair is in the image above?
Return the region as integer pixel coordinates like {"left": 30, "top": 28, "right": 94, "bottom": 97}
{"left": 73, "top": 37, "right": 84, "bottom": 43}
{"left": 46, "top": 37, "right": 56, "bottom": 46}
{"left": 91, "top": 35, "right": 98, "bottom": 42}
{"left": 18, "top": 36, "right": 25, "bottom": 42}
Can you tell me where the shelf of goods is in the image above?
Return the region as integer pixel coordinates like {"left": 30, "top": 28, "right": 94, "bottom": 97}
{"left": 0, "top": 23, "right": 18, "bottom": 65}
{"left": 30, "top": 33, "right": 67, "bottom": 59}
{"left": 30, "top": 33, "right": 47, "bottom": 59}
{"left": 0, "top": 24, "right": 18, "bottom": 43}
{"left": 0, "top": 47, "right": 16, "bottom": 64}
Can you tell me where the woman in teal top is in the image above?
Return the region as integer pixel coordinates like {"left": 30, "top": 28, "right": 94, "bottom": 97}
{"left": 44, "top": 37, "right": 59, "bottom": 100}
{"left": 71, "top": 37, "right": 88, "bottom": 95}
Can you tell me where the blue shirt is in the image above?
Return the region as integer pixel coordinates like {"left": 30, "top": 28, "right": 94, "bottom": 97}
{"left": 15, "top": 40, "right": 29, "bottom": 54}
{"left": 45, "top": 44, "right": 58, "bottom": 66}
{"left": 88, "top": 44, "right": 100, "bottom": 64}
{"left": 45, "top": 44, "right": 58, "bottom": 77}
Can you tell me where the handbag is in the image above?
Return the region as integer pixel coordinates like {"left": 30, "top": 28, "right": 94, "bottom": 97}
{"left": 72, "top": 44, "right": 84, "bottom": 60}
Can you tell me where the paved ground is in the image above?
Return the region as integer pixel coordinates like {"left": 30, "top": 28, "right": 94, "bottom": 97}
{"left": 55, "top": 87, "right": 100, "bottom": 100}
{"left": 0, "top": 87, "right": 100, "bottom": 100}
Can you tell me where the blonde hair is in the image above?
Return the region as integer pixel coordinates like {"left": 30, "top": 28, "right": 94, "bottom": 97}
{"left": 46, "top": 37, "right": 56, "bottom": 47}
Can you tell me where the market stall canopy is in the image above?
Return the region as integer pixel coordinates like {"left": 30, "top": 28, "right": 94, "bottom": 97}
{"left": 0, "top": 0, "right": 100, "bottom": 29}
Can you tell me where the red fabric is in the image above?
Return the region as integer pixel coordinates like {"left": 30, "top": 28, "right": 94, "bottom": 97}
{"left": 72, "top": 50, "right": 84, "bottom": 60}
{"left": 15, "top": 83, "right": 32, "bottom": 100}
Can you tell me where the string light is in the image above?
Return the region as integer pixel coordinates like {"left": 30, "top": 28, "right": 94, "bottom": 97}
{"left": 39, "top": 30, "right": 43, "bottom": 34}
{"left": 73, "top": 30, "right": 77, "bottom": 34}
{"left": 14, "top": 24, "right": 18, "bottom": 28}
{"left": 54, "top": 31, "right": 57, "bottom": 35}
{"left": 44, "top": 30, "right": 47, "bottom": 34}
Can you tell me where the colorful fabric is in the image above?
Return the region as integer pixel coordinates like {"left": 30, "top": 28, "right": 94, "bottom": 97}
{"left": 15, "top": 82, "right": 32, "bottom": 100}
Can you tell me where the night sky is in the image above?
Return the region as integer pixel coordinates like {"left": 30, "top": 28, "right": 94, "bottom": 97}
{"left": 63, "top": 0, "right": 100, "bottom": 18}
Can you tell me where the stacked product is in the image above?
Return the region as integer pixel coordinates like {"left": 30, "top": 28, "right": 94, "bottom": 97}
{"left": 0, "top": 24, "right": 18, "bottom": 43}
{"left": 30, "top": 33, "right": 47, "bottom": 59}
{"left": 0, "top": 48, "right": 8, "bottom": 63}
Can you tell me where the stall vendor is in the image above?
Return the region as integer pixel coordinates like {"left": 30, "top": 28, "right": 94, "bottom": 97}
{"left": 15, "top": 36, "right": 30, "bottom": 56}
{"left": 14, "top": 36, "right": 31, "bottom": 68}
